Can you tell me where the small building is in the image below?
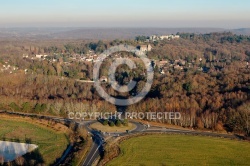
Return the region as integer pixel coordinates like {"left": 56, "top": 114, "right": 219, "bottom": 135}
{"left": 174, "top": 65, "right": 183, "bottom": 70}
{"left": 158, "top": 60, "right": 169, "bottom": 67}
{"left": 150, "top": 35, "right": 180, "bottom": 41}
{"left": 36, "top": 54, "right": 48, "bottom": 59}
{"left": 86, "top": 59, "right": 93, "bottom": 62}
{"left": 139, "top": 44, "right": 152, "bottom": 52}
{"left": 100, "top": 76, "right": 108, "bottom": 82}
{"left": 160, "top": 69, "right": 165, "bottom": 74}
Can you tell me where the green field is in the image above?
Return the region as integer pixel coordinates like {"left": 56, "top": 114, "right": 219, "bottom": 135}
{"left": 0, "top": 118, "right": 69, "bottom": 165}
{"left": 108, "top": 134, "right": 250, "bottom": 166}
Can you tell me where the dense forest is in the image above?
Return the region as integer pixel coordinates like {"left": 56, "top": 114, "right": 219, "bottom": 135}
{"left": 0, "top": 32, "right": 249, "bottom": 136}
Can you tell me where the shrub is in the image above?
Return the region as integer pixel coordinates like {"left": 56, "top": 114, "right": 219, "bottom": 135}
{"left": 115, "top": 120, "right": 122, "bottom": 127}
{"left": 34, "top": 103, "right": 41, "bottom": 113}
{"left": 22, "top": 102, "right": 31, "bottom": 112}
{"left": 109, "top": 121, "right": 115, "bottom": 127}
{"left": 123, "top": 119, "right": 128, "bottom": 126}
{"left": 103, "top": 120, "right": 108, "bottom": 126}
{"left": 41, "top": 104, "right": 47, "bottom": 112}
{"left": 9, "top": 102, "right": 20, "bottom": 111}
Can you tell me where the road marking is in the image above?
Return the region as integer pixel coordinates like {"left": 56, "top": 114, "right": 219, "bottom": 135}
{"left": 82, "top": 143, "right": 96, "bottom": 165}
{"left": 85, "top": 143, "right": 102, "bottom": 166}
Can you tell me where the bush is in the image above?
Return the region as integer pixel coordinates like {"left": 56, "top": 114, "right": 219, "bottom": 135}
{"left": 9, "top": 102, "right": 20, "bottom": 111}
{"left": 0, "top": 103, "right": 5, "bottom": 110}
{"left": 103, "top": 120, "right": 108, "bottom": 126}
{"left": 41, "top": 104, "right": 47, "bottom": 112}
{"left": 109, "top": 121, "right": 115, "bottom": 127}
{"left": 123, "top": 119, "right": 128, "bottom": 126}
{"left": 34, "top": 103, "right": 41, "bottom": 113}
{"left": 115, "top": 120, "right": 122, "bottom": 127}
{"left": 195, "top": 118, "right": 204, "bottom": 129}
{"left": 215, "top": 121, "right": 224, "bottom": 131}
{"left": 22, "top": 102, "right": 31, "bottom": 112}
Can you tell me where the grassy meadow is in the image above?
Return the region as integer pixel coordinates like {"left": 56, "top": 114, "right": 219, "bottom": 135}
{"left": 108, "top": 134, "right": 250, "bottom": 166}
{"left": 0, "top": 117, "right": 69, "bottom": 165}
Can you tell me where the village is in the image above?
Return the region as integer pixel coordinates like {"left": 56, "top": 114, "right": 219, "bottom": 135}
{"left": 0, "top": 34, "right": 249, "bottom": 77}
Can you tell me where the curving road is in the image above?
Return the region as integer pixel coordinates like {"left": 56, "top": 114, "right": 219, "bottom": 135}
{"left": 81, "top": 130, "right": 104, "bottom": 166}
{"left": 81, "top": 121, "right": 240, "bottom": 166}
{"left": 1, "top": 111, "right": 241, "bottom": 166}
{"left": 81, "top": 120, "right": 145, "bottom": 166}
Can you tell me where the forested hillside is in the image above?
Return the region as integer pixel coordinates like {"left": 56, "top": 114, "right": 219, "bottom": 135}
{"left": 0, "top": 32, "right": 249, "bottom": 135}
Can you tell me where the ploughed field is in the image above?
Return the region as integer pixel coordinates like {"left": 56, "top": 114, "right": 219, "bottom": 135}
{"left": 108, "top": 134, "right": 250, "bottom": 166}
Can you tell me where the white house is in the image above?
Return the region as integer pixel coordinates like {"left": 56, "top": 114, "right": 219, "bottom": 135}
{"left": 150, "top": 35, "right": 180, "bottom": 41}
{"left": 36, "top": 55, "right": 48, "bottom": 59}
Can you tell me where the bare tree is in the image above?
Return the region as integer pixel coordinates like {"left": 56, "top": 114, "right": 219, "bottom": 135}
{"left": 240, "top": 103, "right": 250, "bottom": 136}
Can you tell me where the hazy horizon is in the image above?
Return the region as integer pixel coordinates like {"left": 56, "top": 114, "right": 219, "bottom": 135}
{"left": 0, "top": 27, "right": 249, "bottom": 29}
{"left": 1, "top": 0, "right": 250, "bottom": 28}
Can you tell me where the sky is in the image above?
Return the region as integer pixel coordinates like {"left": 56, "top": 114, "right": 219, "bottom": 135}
{"left": 0, "top": 0, "right": 250, "bottom": 28}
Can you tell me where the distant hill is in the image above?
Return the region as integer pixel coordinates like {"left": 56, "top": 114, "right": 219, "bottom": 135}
{"left": 50, "top": 28, "right": 225, "bottom": 40}
{"left": 0, "top": 27, "right": 249, "bottom": 40}
{"left": 231, "top": 28, "right": 250, "bottom": 35}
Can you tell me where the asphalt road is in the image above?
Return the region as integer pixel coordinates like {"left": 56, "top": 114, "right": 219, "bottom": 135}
{"left": 81, "top": 121, "right": 241, "bottom": 166}
{"left": 1, "top": 111, "right": 241, "bottom": 166}
{"left": 82, "top": 130, "right": 104, "bottom": 166}
{"left": 81, "top": 120, "right": 145, "bottom": 166}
